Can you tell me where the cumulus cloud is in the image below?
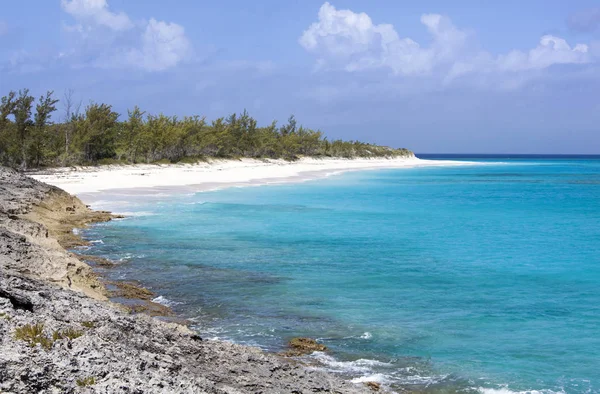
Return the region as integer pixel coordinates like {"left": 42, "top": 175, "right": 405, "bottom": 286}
{"left": 61, "top": 0, "right": 191, "bottom": 71}
{"left": 127, "top": 19, "right": 191, "bottom": 71}
{"left": 498, "top": 36, "right": 588, "bottom": 71}
{"left": 61, "top": 0, "right": 133, "bottom": 31}
{"left": 300, "top": 2, "right": 591, "bottom": 81}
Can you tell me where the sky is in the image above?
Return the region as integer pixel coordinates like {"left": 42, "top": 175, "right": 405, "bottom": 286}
{"left": 1, "top": 1, "right": 599, "bottom": 153}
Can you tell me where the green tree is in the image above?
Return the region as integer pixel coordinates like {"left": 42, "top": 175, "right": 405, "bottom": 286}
{"left": 30, "top": 91, "right": 59, "bottom": 167}
{"left": 12, "top": 89, "right": 35, "bottom": 169}
{"left": 0, "top": 91, "right": 17, "bottom": 165}
{"left": 120, "top": 106, "right": 146, "bottom": 162}
{"left": 0, "top": 87, "right": 414, "bottom": 168}
{"left": 72, "top": 103, "right": 119, "bottom": 163}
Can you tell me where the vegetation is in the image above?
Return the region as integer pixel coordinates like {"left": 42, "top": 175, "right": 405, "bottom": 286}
{"left": 0, "top": 88, "right": 412, "bottom": 169}
{"left": 14, "top": 323, "right": 53, "bottom": 350}
{"left": 14, "top": 323, "right": 85, "bottom": 350}
{"left": 52, "top": 327, "right": 84, "bottom": 341}
{"left": 76, "top": 377, "right": 96, "bottom": 387}
{"left": 81, "top": 321, "right": 96, "bottom": 329}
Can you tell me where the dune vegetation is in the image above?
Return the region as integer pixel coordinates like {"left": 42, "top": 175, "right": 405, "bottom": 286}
{"left": 0, "top": 89, "right": 412, "bottom": 169}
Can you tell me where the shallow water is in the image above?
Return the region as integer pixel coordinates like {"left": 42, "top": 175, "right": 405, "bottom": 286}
{"left": 82, "top": 156, "right": 600, "bottom": 393}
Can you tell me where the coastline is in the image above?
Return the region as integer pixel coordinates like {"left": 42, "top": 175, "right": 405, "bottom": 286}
{"left": 29, "top": 156, "right": 476, "bottom": 200}
{"left": 0, "top": 166, "right": 380, "bottom": 393}
{"left": 19, "top": 156, "right": 479, "bottom": 389}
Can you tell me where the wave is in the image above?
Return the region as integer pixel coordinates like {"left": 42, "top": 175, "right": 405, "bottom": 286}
{"left": 151, "top": 295, "right": 183, "bottom": 308}
{"left": 118, "top": 253, "right": 146, "bottom": 262}
{"left": 351, "top": 373, "right": 389, "bottom": 384}
{"left": 114, "top": 211, "right": 156, "bottom": 217}
{"left": 308, "top": 352, "right": 392, "bottom": 374}
{"left": 478, "top": 388, "right": 566, "bottom": 394}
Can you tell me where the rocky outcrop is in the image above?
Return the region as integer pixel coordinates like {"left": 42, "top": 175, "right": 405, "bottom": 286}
{"left": 0, "top": 274, "right": 374, "bottom": 394}
{"left": 0, "top": 166, "right": 111, "bottom": 300}
{"left": 0, "top": 167, "right": 376, "bottom": 393}
{"left": 285, "top": 337, "right": 328, "bottom": 356}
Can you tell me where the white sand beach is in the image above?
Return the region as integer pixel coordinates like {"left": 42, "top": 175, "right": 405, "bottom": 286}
{"left": 29, "top": 156, "right": 474, "bottom": 198}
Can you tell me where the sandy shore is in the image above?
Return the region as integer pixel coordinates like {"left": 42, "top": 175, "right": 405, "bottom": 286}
{"left": 30, "top": 156, "right": 473, "bottom": 198}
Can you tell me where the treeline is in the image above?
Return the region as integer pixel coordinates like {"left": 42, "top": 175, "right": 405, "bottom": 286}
{"left": 0, "top": 89, "right": 413, "bottom": 169}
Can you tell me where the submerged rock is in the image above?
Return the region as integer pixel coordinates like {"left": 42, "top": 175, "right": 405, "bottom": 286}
{"left": 365, "top": 381, "right": 381, "bottom": 391}
{"left": 286, "top": 337, "right": 328, "bottom": 356}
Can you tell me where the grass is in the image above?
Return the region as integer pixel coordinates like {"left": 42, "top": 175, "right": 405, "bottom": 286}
{"left": 14, "top": 324, "right": 85, "bottom": 351}
{"left": 81, "top": 321, "right": 95, "bottom": 329}
{"left": 0, "top": 312, "right": 11, "bottom": 321}
{"left": 76, "top": 377, "right": 96, "bottom": 387}
{"left": 14, "top": 323, "right": 53, "bottom": 350}
{"left": 52, "top": 327, "right": 83, "bottom": 341}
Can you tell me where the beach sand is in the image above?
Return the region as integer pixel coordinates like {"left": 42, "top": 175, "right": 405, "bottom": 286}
{"left": 30, "top": 157, "right": 472, "bottom": 199}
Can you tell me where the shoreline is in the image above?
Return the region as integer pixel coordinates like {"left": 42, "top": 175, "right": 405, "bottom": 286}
{"left": 29, "top": 156, "right": 477, "bottom": 201}
{"left": 9, "top": 157, "right": 483, "bottom": 392}
{"left": 0, "top": 167, "right": 381, "bottom": 393}
{"left": 20, "top": 155, "right": 482, "bottom": 390}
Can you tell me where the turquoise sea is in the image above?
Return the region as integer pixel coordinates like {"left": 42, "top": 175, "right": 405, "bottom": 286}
{"left": 82, "top": 155, "right": 600, "bottom": 393}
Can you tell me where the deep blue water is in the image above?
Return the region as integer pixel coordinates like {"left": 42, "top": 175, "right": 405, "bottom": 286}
{"left": 82, "top": 156, "right": 600, "bottom": 393}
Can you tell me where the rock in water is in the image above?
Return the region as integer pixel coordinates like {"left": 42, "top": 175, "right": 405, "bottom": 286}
{"left": 287, "top": 337, "right": 328, "bottom": 355}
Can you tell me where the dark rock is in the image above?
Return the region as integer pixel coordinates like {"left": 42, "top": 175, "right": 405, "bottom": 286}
{"left": 0, "top": 286, "right": 34, "bottom": 312}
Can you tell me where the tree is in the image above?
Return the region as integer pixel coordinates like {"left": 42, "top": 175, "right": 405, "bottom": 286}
{"left": 280, "top": 115, "right": 297, "bottom": 136}
{"left": 72, "top": 103, "right": 119, "bottom": 163}
{"left": 0, "top": 87, "right": 414, "bottom": 168}
{"left": 12, "top": 89, "right": 35, "bottom": 169}
{"left": 30, "top": 91, "right": 59, "bottom": 167}
{"left": 0, "top": 91, "right": 16, "bottom": 123}
{"left": 62, "top": 89, "right": 81, "bottom": 159}
{"left": 0, "top": 91, "right": 17, "bottom": 165}
{"left": 121, "top": 106, "right": 146, "bottom": 162}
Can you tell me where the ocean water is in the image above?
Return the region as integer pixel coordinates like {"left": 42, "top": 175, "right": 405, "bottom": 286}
{"left": 81, "top": 156, "right": 600, "bottom": 393}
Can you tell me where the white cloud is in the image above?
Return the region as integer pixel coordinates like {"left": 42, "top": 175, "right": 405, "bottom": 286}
{"left": 299, "top": 3, "right": 470, "bottom": 75}
{"left": 300, "top": 2, "right": 591, "bottom": 81}
{"left": 498, "top": 35, "right": 588, "bottom": 71}
{"left": 61, "top": 0, "right": 191, "bottom": 71}
{"left": 61, "top": 0, "right": 133, "bottom": 31}
{"left": 127, "top": 19, "right": 191, "bottom": 71}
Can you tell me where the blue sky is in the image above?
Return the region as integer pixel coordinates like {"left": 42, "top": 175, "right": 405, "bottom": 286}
{"left": 1, "top": 1, "right": 599, "bottom": 153}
